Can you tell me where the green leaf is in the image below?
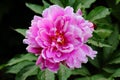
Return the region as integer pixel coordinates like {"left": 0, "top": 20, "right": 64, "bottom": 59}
{"left": 6, "top": 61, "right": 34, "bottom": 74}
{"left": 91, "top": 74, "right": 108, "bottom": 80}
{"left": 73, "top": 0, "right": 82, "bottom": 11}
{"left": 76, "top": 74, "right": 113, "bottom": 80}
{"left": 26, "top": 3, "right": 44, "bottom": 14}
{"left": 109, "top": 56, "right": 120, "bottom": 64}
{"left": 7, "top": 54, "right": 37, "bottom": 66}
{"left": 103, "top": 66, "right": 117, "bottom": 73}
{"left": 26, "top": 0, "right": 50, "bottom": 14}
{"left": 37, "top": 69, "right": 55, "bottom": 80}
{"left": 58, "top": 64, "right": 71, "bottom": 80}
{"left": 88, "top": 57, "right": 100, "bottom": 68}
{"left": 106, "top": 0, "right": 120, "bottom": 21}
{"left": 68, "top": 0, "right": 76, "bottom": 6}
{"left": 87, "top": 6, "right": 110, "bottom": 21}
{"left": 111, "top": 68, "right": 120, "bottom": 78}
{"left": 74, "top": 0, "right": 96, "bottom": 12}
{"left": 42, "top": 0, "right": 50, "bottom": 8}
{"left": 15, "top": 29, "right": 27, "bottom": 36}
{"left": 103, "top": 26, "right": 119, "bottom": 60}
{"left": 80, "top": 0, "right": 96, "bottom": 8}
{"left": 15, "top": 64, "right": 38, "bottom": 80}
{"left": 87, "top": 39, "right": 111, "bottom": 47}
{"left": 75, "top": 77, "right": 90, "bottom": 80}
{"left": 72, "top": 66, "right": 90, "bottom": 76}
{"left": 50, "top": 0, "right": 63, "bottom": 7}
{"left": 94, "top": 29, "right": 112, "bottom": 39}
{"left": 0, "top": 64, "right": 6, "bottom": 70}
{"left": 119, "top": 34, "right": 120, "bottom": 40}
{"left": 116, "top": 0, "right": 120, "bottom": 4}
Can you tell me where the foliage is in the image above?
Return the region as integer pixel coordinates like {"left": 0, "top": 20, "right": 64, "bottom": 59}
{"left": 1, "top": 0, "right": 120, "bottom": 80}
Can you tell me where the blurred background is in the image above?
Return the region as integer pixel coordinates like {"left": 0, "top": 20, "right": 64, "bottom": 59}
{"left": 0, "top": 0, "right": 120, "bottom": 80}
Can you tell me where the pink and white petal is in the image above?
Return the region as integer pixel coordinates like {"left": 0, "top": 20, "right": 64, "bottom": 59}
{"left": 41, "top": 48, "right": 47, "bottom": 59}
{"left": 81, "top": 44, "right": 97, "bottom": 59}
{"left": 53, "top": 52, "right": 68, "bottom": 62}
{"left": 39, "top": 30, "right": 51, "bottom": 42}
{"left": 45, "top": 48, "right": 55, "bottom": 58}
{"left": 64, "top": 24, "right": 74, "bottom": 33}
{"left": 72, "top": 55, "right": 81, "bottom": 68}
{"left": 42, "top": 59, "right": 59, "bottom": 73}
{"left": 54, "top": 17, "right": 64, "bottom": 31}
{"left": 36, "top": 56, "right": 46, "bottom": 70}
{"left": 35, "top": 36, "right": 46, "bottom": 48}
{"left": 65, "top": 48, "right": 88, "bottom": 69}
{"left": 66, "top": 56, "right": 75, "bottom": 69}
{"left": 26, "top": 46, "right": 42, "bottom": 54}
{"left": 64, "top": 6, "right": 74, "bottom": 15}
{"left": 77, "top": 48, "right": 88, "bottom": 63}
{"left": 45, "top": 60, "right": 58, "bottom": 68}
{"left": 33, "top": 15, "right": 42, "bottom": 22}
{"left": 74, "top": 26, "right": 82, "bottom": 37}
{"left": 64, "top": 32, "right": 81, "bottom": 46}
{"left": 36, "top": 30, "right": 52, "bottom": 47}
{"left": 42, "top": 5, "right": 64, "bottom": 21}
{"left": 23, "top": 36, "right": 39, "bottom": 47}
{"left": 28, "top": 25, "right": 39, "bottom": 37}
{"left": 41, "top": 48, "right": 56, "bottom": 60}
{"left": 36, "top": 56, "right": 43, "bottom": 65}
{"left": 76, "top": 9, "right": 82, "bottom": 15}
{"left": 37, "top": 19, "right": 53, "bottom": 32}
{"left": 58, "top": 43, "right": 74, "bottom": 53}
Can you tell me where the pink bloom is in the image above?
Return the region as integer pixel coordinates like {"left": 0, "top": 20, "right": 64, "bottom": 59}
{"left": 23, "top": 5, "right": 97, "bottom": 72}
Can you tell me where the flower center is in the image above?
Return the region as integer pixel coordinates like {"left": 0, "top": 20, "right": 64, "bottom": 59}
{"left": 52, "top": 31, "right": 65, "bottom": 45}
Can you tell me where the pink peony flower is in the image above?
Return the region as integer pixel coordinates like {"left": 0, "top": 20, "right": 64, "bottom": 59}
{"left": 23, "top": 5, "right": 97, "bottom": 72}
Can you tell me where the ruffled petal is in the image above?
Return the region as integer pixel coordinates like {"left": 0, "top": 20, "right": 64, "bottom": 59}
{"left": 42, "top": 5, "right": 64, "bottom": 21}
{"left": 36, "top": 56, "right": 59, "bottom": 73}
{"left": 81, "top": 44, "right": 97, "bottom": 59}
{"left": 26, "top": 46, "right": 42, "bottom": 54}
{"left": 64, "top": 6, "right": 74, "bottom": 15}
{"left": 65, "top": 48, "right": 88, "bottom": 69}
{"left": 58, "top": 43, "right": 74, "bottom": 53}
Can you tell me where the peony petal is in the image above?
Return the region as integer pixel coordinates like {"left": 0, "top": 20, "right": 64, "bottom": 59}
{"left": 36, "top": 56, "right": 43, "bottom": 65}
{"left": 54, "top": 17, "right": 64, "bottom": 31}
{"left": 45, "top": 48, "right": 55, "bottom": 58}
{"left": 54, "top": 53, "right": 68, "bottom": 62}
{"left": 42, "top": 5, "right": 64, "bottom": 21}
{"left": 33, "top": 15, "right": 42, "bottom": 22}
{"left": 76, "top": 9, "right": 82, "bottom": 15}
{"left": 64, "top": 6, "right": 74, "bottom": 15}
{"left": 81, "top": 44, "right": 97, "bottom": 59}
{"left": 46, "top": 61, "right": 59, "bottom": 73}
{"left": 39, "top": 30, "right": 51, "bottom": 42}
{"left": 66, "top": 55, "right": 74, "bottom": 68}
{"left": 37, "top": 18, "right": 53, "bottom": 32}
{"left": 35, "top": 36, "right": 46, "bottom": 48}
{"left": 36, "top": 56, "right": 46, "bottom": 70}
{"left": 26, "top": 46, "right": 42, "bottom": 54}
{"left": 58, "top": 43, "right": 74, "bottom": 53}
